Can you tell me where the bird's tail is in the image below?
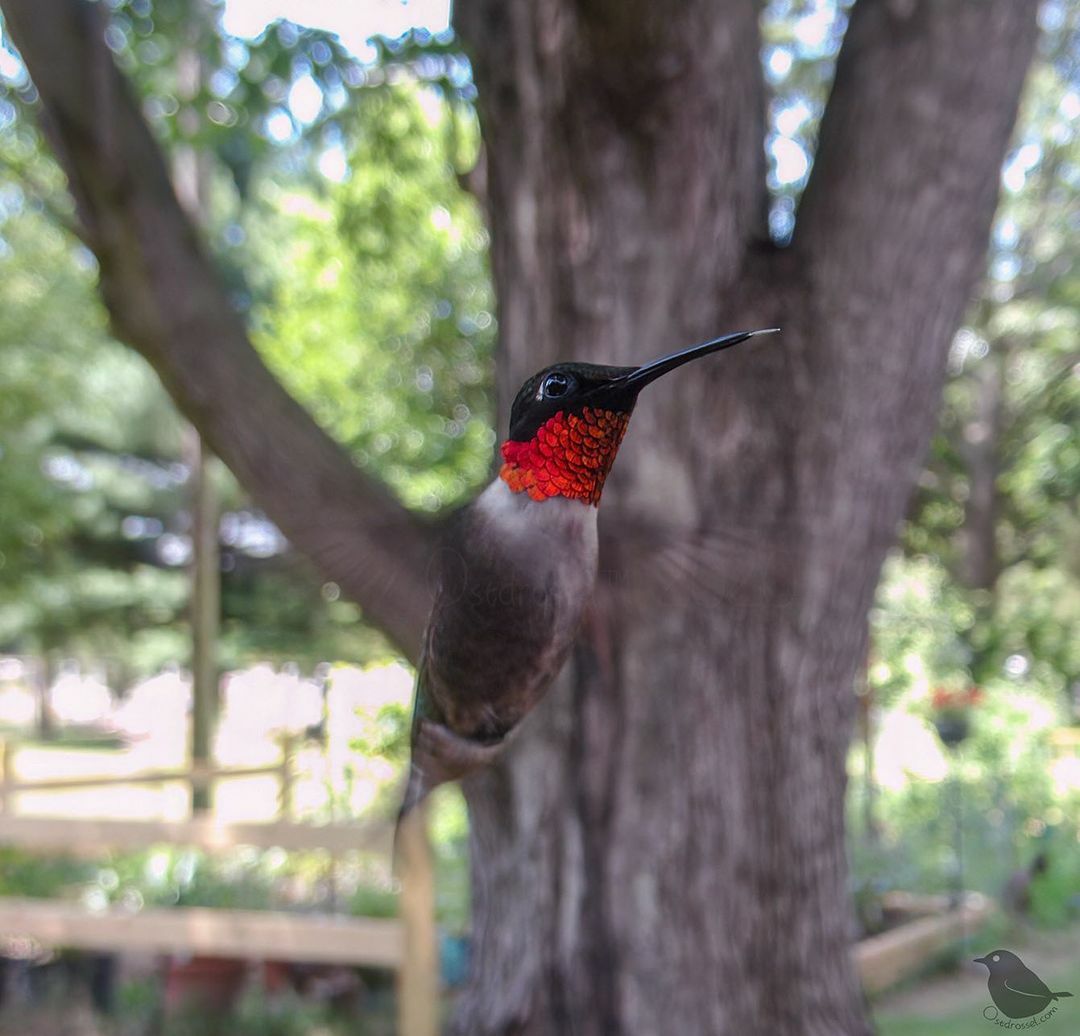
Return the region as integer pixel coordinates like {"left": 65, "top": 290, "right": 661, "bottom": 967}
{"left": 399, "top": 759, "right": 432, "bottom": 822}
{"left": 393, "top": 760, "right": 437, "bottom": 866}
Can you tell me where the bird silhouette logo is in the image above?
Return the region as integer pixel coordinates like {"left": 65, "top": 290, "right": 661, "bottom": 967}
{"left": 974, "top": 949, "right": 1073, "bottom": 1021}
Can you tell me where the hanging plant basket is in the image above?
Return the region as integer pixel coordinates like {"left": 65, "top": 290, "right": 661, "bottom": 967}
{"left": 933, "top": 712, "right": 970, "bottom": 748}
{"left": 929, "top": 686, "right": 984, "bottom": 748}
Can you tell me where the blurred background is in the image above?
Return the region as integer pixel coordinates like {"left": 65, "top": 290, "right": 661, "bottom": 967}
{"left": 0, "top": 0, "right": 1077, "bottom": 1034}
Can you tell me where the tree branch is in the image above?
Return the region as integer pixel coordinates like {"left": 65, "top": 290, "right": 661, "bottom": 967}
{"left": 455, "top": 0, "right": 767, "bottom": 408}
{"left": 772, "top": 0, "right": 1040, "bottom": 567}
{"left": 796, "top": 0, "right": 1039, "bottom": 314}
{"left": 1, "top": 0, "right": 434, "bottom": 660}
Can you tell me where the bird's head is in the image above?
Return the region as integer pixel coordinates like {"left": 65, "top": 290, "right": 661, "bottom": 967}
{"left": 974, "top": 950, "right": 1023, "bottom": 973}
{"left": 499, "top": 328, "right": 778, "bottom": 504}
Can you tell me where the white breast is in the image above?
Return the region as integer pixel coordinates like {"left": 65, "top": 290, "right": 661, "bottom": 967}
{"left": 475, "top": 477, "right": 599, "bottom": 547}
{"left": 474, "top": 478, "right": 599, "bottom": 595}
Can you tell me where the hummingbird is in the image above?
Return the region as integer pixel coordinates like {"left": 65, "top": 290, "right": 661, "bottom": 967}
{"left": 397, "top": 328, "right": 778, "bottom": 821}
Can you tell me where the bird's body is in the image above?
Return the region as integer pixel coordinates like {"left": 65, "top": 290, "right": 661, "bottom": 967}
{"left": 398, "top": 438, "right": 602, "bottom": 816}
{"left": 422, "top": 480, "right": 597, "bottom": 740}
{"left": 398, "top": 329, "right": 777, "bottom": 821}
{"left": 975, "top": 950, "right": 1073, "bottom": 1019}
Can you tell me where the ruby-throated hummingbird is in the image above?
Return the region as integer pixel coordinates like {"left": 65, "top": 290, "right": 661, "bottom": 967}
{"left": 398, "top": 328, "right": 778, "bottom": 820}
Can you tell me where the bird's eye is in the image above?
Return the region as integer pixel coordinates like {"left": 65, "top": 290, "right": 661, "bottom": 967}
{"left": 992, "top": 955, "right": 1000, "bottom": 962}
{"left": 541, "top": 372, "right": 571, "bottom": 399}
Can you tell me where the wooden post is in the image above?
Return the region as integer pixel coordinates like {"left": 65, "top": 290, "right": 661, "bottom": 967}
{"left": 395, "top": 805, "right": 438, "bottom": 1036}
{"left": 173, "top": 9, "right": 220, "bottom": 817}
{"left": 0, "top": 740, "right": 10, "bottom": 815}
{"left": 35, "top": 655, "right": 55, "bottom": 741}
{"left": 184, "top": 427, "right": 220, "bottom": 815}
{"left": 278, "top": 734, "right": 294, "bottom": 821}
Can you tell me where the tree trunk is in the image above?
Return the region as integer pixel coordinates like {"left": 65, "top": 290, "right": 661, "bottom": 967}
{"left": 3, "top": 0, "right": 1039, "bottom": 1031}
{"left": 960, "top": 343, "right": 1005, "bottom": 594}
{"left": 452, "top": 1, "right": 1037, "bottom": 1033}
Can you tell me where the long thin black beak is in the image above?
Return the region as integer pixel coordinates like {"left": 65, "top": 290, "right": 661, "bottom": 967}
{"left": 623, "top": 328, "right": 779, "bottom": 390}
{"left": 973, "top": 957, "right": 988, "bottom": 965}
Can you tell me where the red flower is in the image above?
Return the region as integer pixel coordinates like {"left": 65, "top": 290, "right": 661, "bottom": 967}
{"left": 930, "top": 685, "right": 984, "bottom": 712}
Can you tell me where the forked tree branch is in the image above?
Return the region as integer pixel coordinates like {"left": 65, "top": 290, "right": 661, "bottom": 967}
{"left": 2, "top": 0, "right": 434, "bottom": 660}
{"left": 796, "top": 0, "right": 1039, "bottom": 326}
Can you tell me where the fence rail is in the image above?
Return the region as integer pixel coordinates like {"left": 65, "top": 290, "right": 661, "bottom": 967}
{"left": 0, "top": 735, "right": 435, "bottom": 1036}
{"left": 0, "top": 814, "right": 392, "bottom": 855}
{"left": 0, "top": 897, "right": 403, "bottom": 967}
{"left": 0, "top": 736, "right": 294, "bottom": 816}
{"left": 854, "top": 892, "right": 992, "bottom": 994}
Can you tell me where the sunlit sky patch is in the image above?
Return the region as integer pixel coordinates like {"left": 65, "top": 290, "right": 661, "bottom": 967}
{"left": 221, "top": 0, "right": 451, "bottom": 61}
{"left": 765, "top": 47, "right": 793, "bottom": 81}
{"left": 770, "top": 137, "right": 809, "bottom": 187}
{"left": 288, "top": 74, "right": 324, "bottom": 125}
{"left": 792, "top": 3, "right": 832, "bottom": 50}
{"left": 775, "top": 100, "right": 812, "bottom": 138}
{"left": 1002, "top": 142, "right": 1042, "bottom": 193}
{"left": 0, "top": 26, "right": 26, "bottom": 83}
{"left": 318, "top": 144, "right": 348, "bottom": 182}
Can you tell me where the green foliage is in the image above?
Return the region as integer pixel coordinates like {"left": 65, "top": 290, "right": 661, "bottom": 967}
{"left": 249, "top": 82, "right": 494, "bottom": 511}
{"left": 856, "top": 551, "right": 1078, "bottom": 922}
{"left": 0, "top": 847, "right": 95, "bottom": 898}
{"left": 146, "top": 848, "right": 278, "bottom": 911}
{"left": 876, "top": 1006, "right": 1009, "bottom": 1036}
{"left": 161, "top": 989, "right": 389, "bottom": 1036}
{"left": 3, "top": 0, "right": 1080, "bottom": 973}
{"left": 229, "top": 990, "right": 340, "bottom": 1036}
{"left": 849, "top": 6, "right": 1080, "bottom": 934}
{"left": 1, "top": 5, "right": 493, "bottom": 674}
{"left": 900, "top": 3, "right": 1080, "bottom": 698}
{"left": 429, "top": 784, "right": 470, "bottom": 931}
{"left": 349, "top": 712, "right": 471, "bottom": 930}
{"left": 83, "top": 1, "right": 367, "bottom": 192}
{"left": 0, "top": 172, "right": 192, "bottom": 668}
{"left": 869, "top": 555, "right": 976, "bottom": 705}
{"left": 0, "top": 198, "right": 107, "bottom": 589}
{"left": 349, "top": 701, "right": 410, "bottom": 768}
{"left": 1029, "top": 850, "right": 1080, "bottom": 926}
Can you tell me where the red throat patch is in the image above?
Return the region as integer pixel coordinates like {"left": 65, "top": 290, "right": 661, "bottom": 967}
{"left": 499, "top": 407, "right": 631, "bottom": 505}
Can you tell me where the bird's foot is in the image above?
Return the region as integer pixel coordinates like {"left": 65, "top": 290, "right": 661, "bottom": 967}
{"left": 397, "top": 720, "right": 510, "bottom": 827}
{"left": 415, "top": 719, "right": 507, "bottom": 783}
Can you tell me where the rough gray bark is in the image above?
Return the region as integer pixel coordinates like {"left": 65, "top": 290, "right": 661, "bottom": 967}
{"left": 1, "top": 0, "right": 433, "bottom": 658}
{"left": 452, "top": 1, "right": 1039, "bottom": 1033}
{"left": 3, "top": 0, "right": 1040, "bottom": 1032}
{"left": 960, "top": 347, "right": 1005, "bottom": 594}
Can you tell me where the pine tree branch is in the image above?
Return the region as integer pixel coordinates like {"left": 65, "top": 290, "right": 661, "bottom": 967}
{"left": 1, "top": 0, "right": 435, "bottom": 660}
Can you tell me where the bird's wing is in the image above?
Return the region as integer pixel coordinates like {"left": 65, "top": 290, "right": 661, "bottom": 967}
{"left": 1004, "top": 972, "right": 1053, "bottom": 999}
{"left": 397, "top": 632, "right": 506, "bottom": 824}
{"left": 398, "top": 637, "right": 441, "bottom": 819}
{"left": 408, "top": 632, "right": 439, "bottom": 736}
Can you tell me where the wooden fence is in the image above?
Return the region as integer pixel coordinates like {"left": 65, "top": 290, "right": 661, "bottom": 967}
{"left": 0, "top": 734, "right": 296, "bottom": 817}
{"left": 0, "top": 736, "right": 436, "bottom": 1036}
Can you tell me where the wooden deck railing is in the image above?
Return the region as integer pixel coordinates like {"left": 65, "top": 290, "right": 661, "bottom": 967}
{"left": 0, "top": 736, "right": 436, "bottom": 1036}
{"left": 0, "top": 734, "right": 295, "bottom": 816}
